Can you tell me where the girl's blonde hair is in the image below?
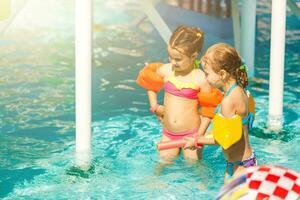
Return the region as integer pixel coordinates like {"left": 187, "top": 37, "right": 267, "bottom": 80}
{"left": 169, "top": 25, "right": 205, "bottom": 57}
{"left": 202, "top": 43, "right": 248, "bottom": 88}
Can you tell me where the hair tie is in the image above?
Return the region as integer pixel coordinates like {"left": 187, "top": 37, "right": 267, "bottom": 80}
{"left": 194, "top": 59, "right": 201, "bottom": 68}
{"left": 239, "top": 64, "right": 247, "bottom": 71}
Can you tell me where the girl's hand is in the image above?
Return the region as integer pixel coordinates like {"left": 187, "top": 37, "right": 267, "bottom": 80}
{"left": 183, "top": 136, "right": 196, "bottom": 150}
{"left": 154, "top": 105, "right": 164, "bottom": 123}
{"left": 150, "top": 104, "right": 164, "bottom": 123}
{"left": 155, "top": 105, "right": 164, "bottom": 117}
{"left": 184, "top": 135, "right": 204, "bottom": 150}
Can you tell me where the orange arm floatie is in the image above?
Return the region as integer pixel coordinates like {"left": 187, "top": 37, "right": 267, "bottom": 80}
{"left": 136, "top": 62, "right": 164, "bottom": 93}
{"left": 248, "top": 91, "right": 255, "bottom": 120}
{"left": 198, "top": 88, "right": 223, "bottom": 118}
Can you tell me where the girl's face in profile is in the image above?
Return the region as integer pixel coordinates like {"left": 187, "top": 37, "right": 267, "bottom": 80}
{"left": 168, "top": 45, "right": 194, "bottom": 73}
{"left": 201, "top": 60, "right": 223, "bottom": 88}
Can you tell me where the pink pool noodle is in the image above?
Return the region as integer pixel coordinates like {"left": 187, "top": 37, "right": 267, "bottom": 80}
{"left": 156, "top": 140, "right": 187, "bottom": 150}
{"left": 157, "top": 139, "right": 204, "bottom": 150}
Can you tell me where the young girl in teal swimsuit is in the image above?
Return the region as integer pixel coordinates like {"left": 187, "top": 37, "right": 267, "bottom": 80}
{"left": 184, "top": 43, "right": 256, "bottom": 182}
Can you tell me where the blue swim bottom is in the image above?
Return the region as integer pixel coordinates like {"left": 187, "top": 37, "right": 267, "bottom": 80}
{"left": 226, "top": 152, "right": 257, "bottom": 177}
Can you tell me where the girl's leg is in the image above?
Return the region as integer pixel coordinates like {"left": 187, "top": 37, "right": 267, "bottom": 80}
{"left": 224, "top": 165, "right": 246, "bottom": 184}
{"left": 224, "top": 166, "right": 230, "bottom": 185}
{"left": 159, "top": 134, "right": 180, "bottom": 161}
{"left": 155, "top": 135, "right": 180, "bottom": 175}
{"left": 232, "top": 166, "right": 246, "bottom": 178}
{"left": 224, "top": 164, "right": 235, "bottom": 184}
{"left": 182, "top": 147, "right": 203, "bottom": 161}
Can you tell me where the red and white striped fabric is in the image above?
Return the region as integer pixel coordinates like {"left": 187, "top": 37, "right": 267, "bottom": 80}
{"left": 244, "top": 165, "right": 300, "bottom": 200}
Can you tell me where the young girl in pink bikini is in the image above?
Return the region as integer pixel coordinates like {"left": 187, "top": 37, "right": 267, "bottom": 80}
{"left": 136, "top": 26, "right": 222, "bottom": 161}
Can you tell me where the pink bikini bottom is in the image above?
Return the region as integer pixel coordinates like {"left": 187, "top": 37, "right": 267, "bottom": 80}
{"left": 162, "top": 127, "right": 198, "bottom": 141}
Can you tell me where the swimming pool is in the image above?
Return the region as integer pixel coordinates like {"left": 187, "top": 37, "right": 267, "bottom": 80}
{"left": 0, "top": 0, "right": 299, "bottom": 199}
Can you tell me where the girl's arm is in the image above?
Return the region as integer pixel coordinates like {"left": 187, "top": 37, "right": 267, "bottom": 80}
{"left": 196, "top": 135, "right": 217, "bottom": 145}
{"left": 219, "top": 98, "right": 236, "bottom": 117}
{"left": 147, "top": 91, "right": 164, "bottom": 121}
{"left": 147, "top": 90, "right": 159, "bottom": 108}
{"left": 183, "top": 134, "right": 217, "bottom": 149}
{"left": 147, "top": 64, "right": 168, "bottom": 116}
{"left": 197, "top": 76, "right": 215, "bottom": 135}
{"left": 197, "top": 116, "right": 211, "bottom": 136}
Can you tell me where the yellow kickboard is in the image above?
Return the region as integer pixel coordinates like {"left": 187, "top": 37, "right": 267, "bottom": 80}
{"left": 212, "top": 113, "right": 242, "bottom": 150}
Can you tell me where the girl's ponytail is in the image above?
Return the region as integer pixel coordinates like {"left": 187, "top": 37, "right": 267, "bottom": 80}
{"left": 235, "top": 64, "right": 248, "bottom": 88}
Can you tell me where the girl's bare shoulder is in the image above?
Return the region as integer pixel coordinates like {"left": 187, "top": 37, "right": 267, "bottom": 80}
{"left": 157, "top": 63, "right": 172, "bottom": 77}
{"left": 194, "top": 68, "right": 207, "bottom": 86}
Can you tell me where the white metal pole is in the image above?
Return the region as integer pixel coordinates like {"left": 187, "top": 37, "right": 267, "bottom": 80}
{"left": 268, "top": 0, "right": 286, "bottom": 131}
{"left": 139, "top": 1, "right": 172, "bottom": 44}
{"left": 240, "top": 0, "right": 257, "bottom": 78}
{"left": 75, "top": 0, "right": 92, "bottom": 169}
{"left": 231, "top": 0, "right": 241, "bottom": 52}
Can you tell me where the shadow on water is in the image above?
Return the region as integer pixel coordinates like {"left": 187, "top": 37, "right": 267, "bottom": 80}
{"left": 65, "top": 163, "right": 96, "bottom": 179}
{"left": 65, "top": 156, "right": 114, "bottom": 179}
{"left": 250, "top": 124, "right": 295, "bottom": 142}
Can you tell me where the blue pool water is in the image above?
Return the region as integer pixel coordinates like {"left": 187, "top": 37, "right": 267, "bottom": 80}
{"left": 0, "top": 0, "right": 299, "bottom": 199}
